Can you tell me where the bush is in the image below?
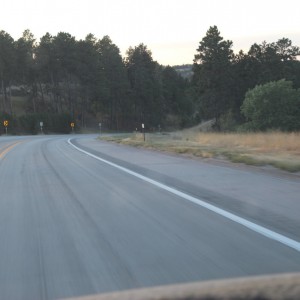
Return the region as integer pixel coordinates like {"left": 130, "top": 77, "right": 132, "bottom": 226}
{"left": 241, "top": 79, "right": 300, "bottom": 131}
{"left": 219, "top": 110, "right": 238, "bottom": 131}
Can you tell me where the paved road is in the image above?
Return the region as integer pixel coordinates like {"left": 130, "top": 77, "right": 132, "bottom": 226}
{"left": 0, "top": 134, "right": 299, "bottom": 300}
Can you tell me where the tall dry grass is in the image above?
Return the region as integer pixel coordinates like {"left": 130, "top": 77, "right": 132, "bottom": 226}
{"left": 103, "top": 130, "right": 300, "bottom": 172}
{"left": 171, "top": 131, "right": 300, "bottom": 154}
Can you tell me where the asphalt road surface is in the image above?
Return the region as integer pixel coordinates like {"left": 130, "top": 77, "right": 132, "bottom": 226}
{"left": 0, "top": 134, "right": 299, "bottom": 300}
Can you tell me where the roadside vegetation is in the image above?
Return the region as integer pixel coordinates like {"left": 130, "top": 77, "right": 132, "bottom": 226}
{"left": 1, "top": 25, "right": 300, "bottom": 135}
{"left": 101, "top": 129, "right": 300, "bottom": 173}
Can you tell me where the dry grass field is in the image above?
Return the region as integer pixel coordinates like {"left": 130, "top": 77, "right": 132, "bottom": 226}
{"left": 102, "top": 130, "right": 300, "bottom": 173}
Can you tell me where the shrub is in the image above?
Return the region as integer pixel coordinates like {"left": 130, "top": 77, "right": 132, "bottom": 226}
{"left": 241, "top": 79, "right": 300, "bottom": 131}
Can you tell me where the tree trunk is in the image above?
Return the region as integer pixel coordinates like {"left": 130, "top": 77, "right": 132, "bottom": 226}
{"left": 9, "top": 85, "right": 13, "bottom": 115}
{"left": 50, "top": 72, "right": 60, "bottom": 113}
{"left": 38, "top": 81, "right": 45, "bottom": 108}
{"left": 1, "top": 77, "right": 6, "bottom": 113}
{"left": 66, "top": 73, "right": 73, "bottom": 113}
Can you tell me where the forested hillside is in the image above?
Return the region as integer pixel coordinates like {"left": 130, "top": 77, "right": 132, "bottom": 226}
{"left": 192, "top": 26, "right": 300, "bottom": 131}
{"left": 0, "top": 27, "right": 300, "bottom": 134}
{"left": 0, "top": 30, "right": 193, "bottom": 133}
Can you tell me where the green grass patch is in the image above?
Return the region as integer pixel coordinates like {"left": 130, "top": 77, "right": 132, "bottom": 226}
{"left": 223, "top": 153, "right": 266, "bottom": 166}
{"left": 271, "top": 161, "right": 300, "bottom": 173}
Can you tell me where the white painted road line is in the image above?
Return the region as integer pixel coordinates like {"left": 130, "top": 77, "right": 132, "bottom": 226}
{"left": 68, "top": 138, "right": 300, "bottom": 253}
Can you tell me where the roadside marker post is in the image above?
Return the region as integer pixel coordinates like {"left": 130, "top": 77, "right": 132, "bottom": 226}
{"left": 99, "top": 123, "right": 102, "bottom": 135}
{"left": 142, "top": 123, "right": 145, "bottom": 141}
{"left": 40, "top": 121, "right": 44, "bottom": 134}
{"left": 70, "top": 122, "right": 75, "bottom": 133}
{"left": 3, "top": 120, "right": 8, "bottom": 135}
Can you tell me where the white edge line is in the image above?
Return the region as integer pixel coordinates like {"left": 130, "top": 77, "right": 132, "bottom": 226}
{"left": 68, "top": 138, "right": 300, "bottom": 253}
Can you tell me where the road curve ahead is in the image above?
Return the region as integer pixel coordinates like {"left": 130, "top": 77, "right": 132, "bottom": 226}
{"left": 0, "top": 134, "right": 300, "bottom": 300}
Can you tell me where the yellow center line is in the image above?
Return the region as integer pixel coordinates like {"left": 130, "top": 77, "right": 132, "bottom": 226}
{"left": 0, "top": 141, "right": 24, "bottom": 160}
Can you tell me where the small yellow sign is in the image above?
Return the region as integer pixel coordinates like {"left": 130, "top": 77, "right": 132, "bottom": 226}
{"left": 70, "top": 122, "right": 75, "bottom": 128}
{"left": 3, "top": 120, "right": 8, "bottom": 127}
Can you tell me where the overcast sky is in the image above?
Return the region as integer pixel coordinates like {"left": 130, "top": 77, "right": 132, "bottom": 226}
{"left": 1, "top": 0, "right": 300, "bottom": 65}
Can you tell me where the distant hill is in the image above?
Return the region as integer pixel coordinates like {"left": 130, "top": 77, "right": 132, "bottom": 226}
{"left": 173, "top": 64, "right": 193, "bottom": 79}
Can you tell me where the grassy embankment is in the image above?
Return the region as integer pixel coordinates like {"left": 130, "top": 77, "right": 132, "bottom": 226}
{"left": 101, "top": 129, "right": 300, "bottom": 173}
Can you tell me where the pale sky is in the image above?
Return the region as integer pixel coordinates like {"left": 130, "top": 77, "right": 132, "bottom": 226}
{"left": 1, "top": 0, "right": 300, "bottom": 65}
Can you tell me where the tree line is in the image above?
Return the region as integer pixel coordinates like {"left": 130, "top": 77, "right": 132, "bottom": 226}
{"left": 1, "top": 27, "right": 300, "bottom": 134}
{"left": 192, "top": 26, "right": 300, "bottom": 131}
{"left": 0, "top": 30, "right": 192, "bottom": 133}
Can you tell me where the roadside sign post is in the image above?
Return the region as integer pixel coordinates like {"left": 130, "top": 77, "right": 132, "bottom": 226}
{"left": 70, "top": 122, "right": 75, "bottom": 133}
{"left": 40, "top": 121, "right": 44, "bottom": 134}
{"left": 3, "top": 120, "right": 8, "bottom": 136}
{"left": 142, "top": 123, "right": 145, "bottom": 141}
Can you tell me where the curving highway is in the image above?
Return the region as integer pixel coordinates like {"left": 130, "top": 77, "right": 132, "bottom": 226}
{"left": 0, "top": 134, "right": 300, "bottom": 300}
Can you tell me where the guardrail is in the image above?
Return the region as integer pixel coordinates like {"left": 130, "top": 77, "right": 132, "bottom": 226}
{"left": 65, "top": 272, "right": 300, "bottom": 300}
